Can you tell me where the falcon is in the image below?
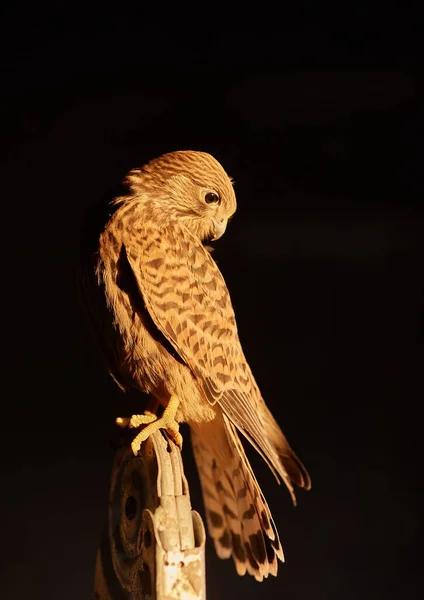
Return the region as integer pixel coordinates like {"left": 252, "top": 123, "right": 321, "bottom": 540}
{"left": 78, "top": 150, "right": 311, "bottom": 581}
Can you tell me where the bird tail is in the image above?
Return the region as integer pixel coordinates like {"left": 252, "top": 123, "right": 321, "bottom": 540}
{"left": 190, "top": 414, "right": 284, "bottom": 581}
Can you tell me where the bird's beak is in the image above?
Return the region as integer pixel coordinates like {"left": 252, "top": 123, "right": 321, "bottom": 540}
{"left": 211, "top": 219, "right": 227, "bottom": 241}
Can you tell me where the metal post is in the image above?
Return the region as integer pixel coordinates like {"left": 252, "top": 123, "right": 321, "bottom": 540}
{"left": 93, "top": 430, "right": 206, "bottom": 599}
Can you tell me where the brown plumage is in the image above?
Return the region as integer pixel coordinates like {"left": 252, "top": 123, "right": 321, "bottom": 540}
{"left": 78, "top": 150, "right": 311, "bottom": 581}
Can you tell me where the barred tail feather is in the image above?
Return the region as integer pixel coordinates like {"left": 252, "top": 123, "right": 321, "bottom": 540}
{"left": 190, "top": 414, "right": 284, "bottom": 581}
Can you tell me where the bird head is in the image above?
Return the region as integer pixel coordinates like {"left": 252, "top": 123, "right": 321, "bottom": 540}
{"left": 120, "top": 151, "right": 237, "bottom": 243}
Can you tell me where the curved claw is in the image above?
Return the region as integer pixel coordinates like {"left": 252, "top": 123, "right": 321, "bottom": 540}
{"left": 117, "top": 396, "right": 183, "bottom": 455}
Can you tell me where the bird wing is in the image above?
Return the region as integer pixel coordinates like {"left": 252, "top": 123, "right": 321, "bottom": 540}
{"left": 123, "top": 221, "right": 297, "bottom": 489}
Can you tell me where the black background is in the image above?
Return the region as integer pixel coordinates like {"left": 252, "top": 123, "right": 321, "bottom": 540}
{"left": 0, "top": 5, "right": 422, "bottom": 599}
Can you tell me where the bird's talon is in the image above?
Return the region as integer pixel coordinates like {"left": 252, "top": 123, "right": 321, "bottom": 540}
{"left": 129, "top": 413, "right": 157, "bottom": 428}
{"left": 116, "top": 416, "right": 130, "bottom": 428}
{"left": 120, "top": 395, "right": 182, "bottom": 455}
{"left": 170, "top": 429, "right": 183, "bottom": 450}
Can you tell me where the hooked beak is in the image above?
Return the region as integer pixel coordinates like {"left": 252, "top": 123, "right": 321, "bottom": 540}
{"left": 211, "top": 218, "right": 227, "bottom": 241}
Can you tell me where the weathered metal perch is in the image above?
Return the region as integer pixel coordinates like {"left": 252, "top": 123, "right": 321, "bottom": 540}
{"left": 93, "top": 430, "right": 206, "bottom": 600}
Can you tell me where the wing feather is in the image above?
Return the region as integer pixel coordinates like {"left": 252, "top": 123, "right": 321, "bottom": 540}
{"left": 124, "top": 222, "right": 298, "bottom": 488}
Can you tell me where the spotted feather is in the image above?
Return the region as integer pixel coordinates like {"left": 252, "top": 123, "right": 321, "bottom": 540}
{"left": 78, "top": 150, "right": 311, "bottom": 581}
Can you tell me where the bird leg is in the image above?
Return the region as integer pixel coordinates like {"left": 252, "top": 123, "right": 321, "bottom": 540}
{"left": 116, "top": 395, "right": 183, "bottom": 455}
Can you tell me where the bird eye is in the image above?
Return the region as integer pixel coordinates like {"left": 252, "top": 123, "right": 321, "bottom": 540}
{"left": 204, "top": 192, "right": 220, "bottom": 205}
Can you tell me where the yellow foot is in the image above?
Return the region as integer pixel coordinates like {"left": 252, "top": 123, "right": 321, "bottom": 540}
{"left": 116, "top": 396, "right": 183, "bottom": 456}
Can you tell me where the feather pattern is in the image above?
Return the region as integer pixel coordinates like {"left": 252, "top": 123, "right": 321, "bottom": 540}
{"left": 191, "top": 415, "right": 284, "bottom": 581}
{"left": 78, "top": 150, "right": 310, "bottom": 580}
{"left": 123, "top": 224, "right": 290, "bottom": 483}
